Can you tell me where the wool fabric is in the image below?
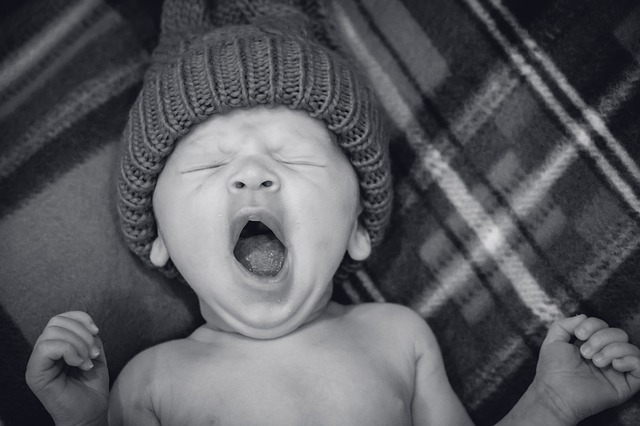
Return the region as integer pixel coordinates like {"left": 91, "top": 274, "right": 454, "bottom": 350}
{"left": 117, "top": 0, "right": 392, "bottom": 277}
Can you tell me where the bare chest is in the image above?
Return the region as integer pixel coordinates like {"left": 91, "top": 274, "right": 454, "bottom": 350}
{"left": 154, "top": 340, "right": 413, "bottom": 426}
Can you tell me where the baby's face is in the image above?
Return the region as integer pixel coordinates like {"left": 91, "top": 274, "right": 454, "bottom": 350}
{"left": 151, "top": 106, "right": 371, "bottom": 339}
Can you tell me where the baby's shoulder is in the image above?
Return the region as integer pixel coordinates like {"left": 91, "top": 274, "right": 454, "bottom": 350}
{"left": 111, "top": 338, "right": 193, "bottom": 395}
{"left": 109, "top": 337, "right": 202, "bottom": 421}
{"left": 343, "top": 302, "right": 428, "bottom": 326}
{"left": 127, "top": 337, "right": 187, "bottom": 366}
{"left": 340, "top": 302, "right": 437, "bottom": 345}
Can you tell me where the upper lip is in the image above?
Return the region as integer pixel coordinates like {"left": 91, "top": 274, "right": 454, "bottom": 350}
{"left": 230, "top": 206, "right": 286, "bottom": 250}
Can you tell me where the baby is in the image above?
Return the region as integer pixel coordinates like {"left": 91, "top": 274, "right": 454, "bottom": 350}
{"left": 26, "top": 0, "right": 640, "bottom": 425}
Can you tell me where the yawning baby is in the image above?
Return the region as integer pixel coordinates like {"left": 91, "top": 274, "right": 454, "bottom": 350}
{"left": 25, "top": 1, "right": 640, "bottom": 425}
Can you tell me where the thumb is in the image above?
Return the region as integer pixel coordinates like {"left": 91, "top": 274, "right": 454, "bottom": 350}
{"left": 92, "top": 335, "right": 108, "bottom": 370}
{"left": 612, "top": 357, "right": 640, "bottom": 403}
{"left": 542, "top": 314, "right": 587, "bottom": 346}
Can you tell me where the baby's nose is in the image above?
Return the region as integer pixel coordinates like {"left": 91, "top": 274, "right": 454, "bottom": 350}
{"left": 229, "top": 158, "right": 280, "bottom": 193}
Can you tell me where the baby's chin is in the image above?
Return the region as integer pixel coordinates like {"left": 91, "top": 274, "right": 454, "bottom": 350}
{"left": 201, "top": 286, "right": 333, "bottom": 340}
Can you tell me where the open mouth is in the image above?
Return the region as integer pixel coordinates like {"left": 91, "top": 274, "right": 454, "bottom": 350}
{"left": 233, "top": 220, "right": 285, "bottom": 277}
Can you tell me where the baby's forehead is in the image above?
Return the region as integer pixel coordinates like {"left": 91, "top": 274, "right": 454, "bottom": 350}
{"left": 179, "top": 106, "right": 335, "bottom": 151}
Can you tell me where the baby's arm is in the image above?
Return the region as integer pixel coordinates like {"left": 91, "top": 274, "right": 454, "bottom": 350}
{"left": 108, "top": 349, "right": 161, "bottom": 426}
{"left": 398, "top": 307, "right": 474, "bottom": 426}
{"left": 25, "top": 311, "right": 109, "bottom": 426}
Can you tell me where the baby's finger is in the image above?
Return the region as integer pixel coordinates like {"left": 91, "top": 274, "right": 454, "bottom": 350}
{"left": 46, "top": 315, "right": 101, "bottom": 359}
{"left": 590, "top": 342, "right": 640, "bottom": 368}
{"left": 57, "top": 311, "right": 99, "bottom": 335}
{"left": 27, "top": 339, "right": 86, "bottom": 391}
{"left": 612, "top": 355, "right": 640, "bottom": 379}
{"left": 92, "top": 335, "right": 108, "bottom": 367}
{"left": 574, "top": 317, "right": 609, "bottom": 341}
{"left": 542, "top": 314, "right": 587, "bottom": 345}
{"left": 37, "top": 326, "right": 93, "bottom": 366}
{"left": 580, "top": 328, "right": 629, "bottom": 360}
{"left": 38, "top": 339, "right": 86, "bottom": 368}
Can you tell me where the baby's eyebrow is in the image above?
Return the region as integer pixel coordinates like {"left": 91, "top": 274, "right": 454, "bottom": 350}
{"left": 180, "top": 135, "right": 228, "bottom": 153}
{"left": 287, "top": 130, "right": 333, "bottom": 146}
{"left": 185, "top": 133, "right": 216, "bottom": 146}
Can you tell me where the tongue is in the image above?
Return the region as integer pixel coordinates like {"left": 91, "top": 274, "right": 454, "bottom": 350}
{"left": 233, "top": 233, "right": 285, "bottom": 277}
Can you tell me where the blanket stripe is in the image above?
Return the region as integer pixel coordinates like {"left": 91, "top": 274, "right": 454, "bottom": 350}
{"left": 0, "top": 86, "right": 141, "bottom": 218}
{"left": 0, "top": 0, "right": 109, "bottom": 118}
{"left": 468, "top": 0, "right": 640, "bottom": 215}
{"left": 0, "top": 58, "right": 145, "bottom": 179}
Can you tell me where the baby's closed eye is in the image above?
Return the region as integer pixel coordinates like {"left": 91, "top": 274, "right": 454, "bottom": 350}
{"left": 181, "top": 162, "right": 229, "bottom": 173}
{"left": 276, "top": 157, "right": 326, "bottom": 167}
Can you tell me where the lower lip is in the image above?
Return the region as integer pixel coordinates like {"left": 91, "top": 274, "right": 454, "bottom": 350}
{"left": 232, "top": 253, "right": 291, "bottom": 296}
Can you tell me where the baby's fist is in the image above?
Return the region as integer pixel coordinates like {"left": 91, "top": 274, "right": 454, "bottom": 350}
{"left": 535, "top": 315, "right": 640, "bottom": 424}
{"left": 26, "top": 311, "right": 109, "bottom": 426}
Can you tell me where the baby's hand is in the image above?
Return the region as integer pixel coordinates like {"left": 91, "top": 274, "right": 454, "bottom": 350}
{"left": 26, "top": 311, "right": 109, "bottom": 426}
{"left": 533, "top": 315, "right": 640, "bottom": 425}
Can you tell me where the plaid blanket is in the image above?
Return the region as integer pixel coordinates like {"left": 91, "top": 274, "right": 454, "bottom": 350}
{"left": 1, "top": 0, "right": 639, "bottom": 425}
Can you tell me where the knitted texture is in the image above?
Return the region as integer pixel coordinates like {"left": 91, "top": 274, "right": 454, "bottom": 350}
{"left": 117, "top": 0, "right": 392, "bottom": 277}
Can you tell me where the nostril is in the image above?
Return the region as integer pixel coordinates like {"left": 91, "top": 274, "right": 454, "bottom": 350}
{"left": 230, "top": 178, "right": 277, "bottom": 191}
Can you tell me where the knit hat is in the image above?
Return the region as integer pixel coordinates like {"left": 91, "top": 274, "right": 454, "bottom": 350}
{"left": 117, "top": 0, "right": 392, "bottom": 279}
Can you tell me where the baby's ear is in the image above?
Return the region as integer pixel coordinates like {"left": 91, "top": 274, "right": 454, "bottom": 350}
{"left": 150, "top": 234, "right": 170, "bottom": 267}
{"left": 347, "top": 220, "right": 371, "bottom": 261}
